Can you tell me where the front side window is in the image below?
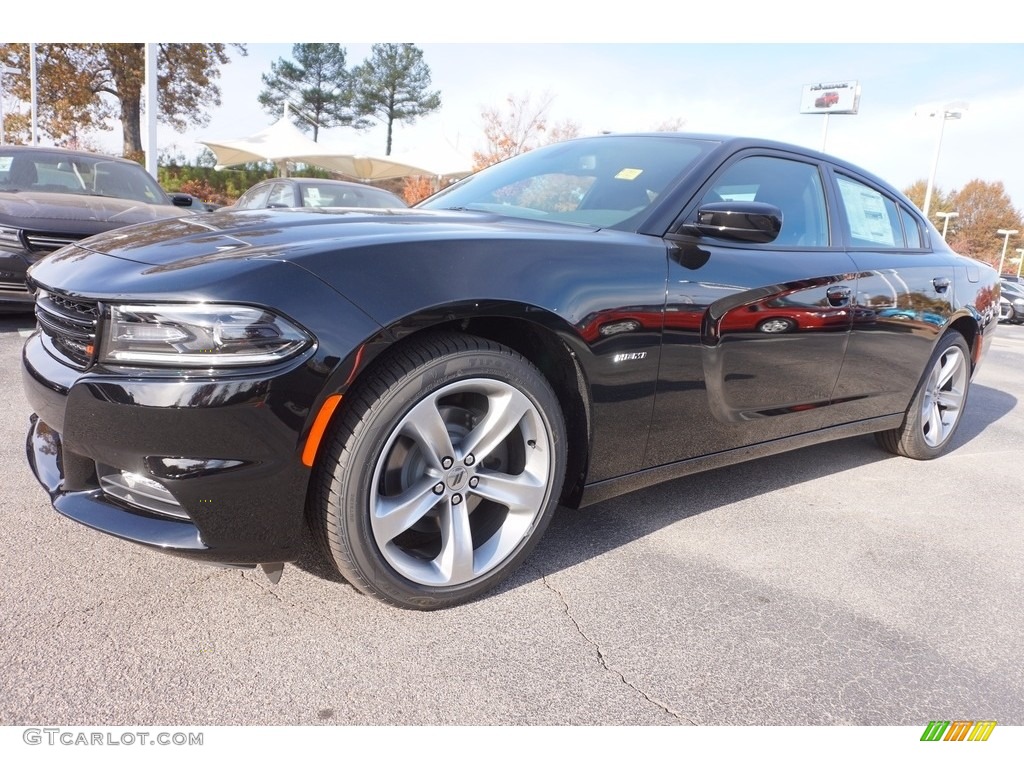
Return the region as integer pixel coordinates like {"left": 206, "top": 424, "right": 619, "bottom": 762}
{"left": 700, "top": 155, "right": 829, "bottom": 247}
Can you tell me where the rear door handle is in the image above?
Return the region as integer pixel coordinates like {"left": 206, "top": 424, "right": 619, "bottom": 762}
{"left": 826, "top": 286, "right": 852, "bottom": 306}
{"left": 933, "top": 277, "right": 951, "bottom": 293}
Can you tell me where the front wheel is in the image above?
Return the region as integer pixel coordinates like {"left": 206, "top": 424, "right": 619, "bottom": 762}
{"left": 314, "top": 333, "right": 567, "bottom": 610}
{"left": 875, "top": 330, "right": 971, "bottom": 460}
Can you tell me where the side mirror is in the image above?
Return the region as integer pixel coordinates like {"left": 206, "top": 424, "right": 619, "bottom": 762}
{"left": 681, "top": 201, "right": 783, "bottom": 244}
{"left": 171, "top": 194, "right": 194, "bottom": 207}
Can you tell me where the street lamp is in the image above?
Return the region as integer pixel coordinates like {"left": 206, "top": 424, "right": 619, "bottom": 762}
{"left": 0, "top": 63, "right": 23, "bottom": 144}
{"left": 1016, "top": 248, "right": 1024, "bottom": 279}
{"left": 919, "top": 101, "right": 968, "bottom": 218}
{"left": 935, "top": 211, "right": 958, "bottom": 241}
{"left": 997, "top": 229, "right": 1019, "bottom": 275}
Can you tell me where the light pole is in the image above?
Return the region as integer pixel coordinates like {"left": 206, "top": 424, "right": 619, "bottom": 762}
{"left": 997, "top": 229, "right": 1019, "bottom": 275}
{"left": 0, "top": 63, "right": 23, "bottom": 144}
{"left": 935, "top": 211, "right": 958, "bottom": 241}
{"left": 920, "top": 101, "right": 968, "bottom": 218}
{"left": 1017, "top": 248, "right": 1024, "bottom": 279}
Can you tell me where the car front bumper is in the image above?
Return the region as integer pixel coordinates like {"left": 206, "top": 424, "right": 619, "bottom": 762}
{"left": 0, "top": 252, "right": 33, "bottom": 310}
{"left": 22, "top": 331, "right": 318, "bottom": 565}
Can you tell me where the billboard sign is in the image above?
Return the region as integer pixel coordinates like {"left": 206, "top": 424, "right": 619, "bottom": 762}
{"left": 800, "top": 81, "right": 860, "bottom": 115}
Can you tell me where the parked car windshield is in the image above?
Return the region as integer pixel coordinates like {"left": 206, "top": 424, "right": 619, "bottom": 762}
{"left": 0, "top": 149, "right": 171, "bottom": 205}
{"left": 419, "top": 135, "right": 714, "bottom": 230}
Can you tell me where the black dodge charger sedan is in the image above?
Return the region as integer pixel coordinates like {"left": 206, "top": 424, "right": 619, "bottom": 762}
{"left": 22, "top": 134, "right": 999, "bottom": 609}
{"left": 1, "top": 145, "right": 192, "bottom": 311}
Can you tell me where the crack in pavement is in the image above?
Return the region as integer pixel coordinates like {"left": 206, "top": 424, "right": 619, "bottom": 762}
{"left": 238, "top": 570, "right": 284, "bottom": 602}
{"left": 541, "top": 573, "right": 696, "bottom": 725}
{"left": 53, "top": 600, "right": 105, "bottom": 630}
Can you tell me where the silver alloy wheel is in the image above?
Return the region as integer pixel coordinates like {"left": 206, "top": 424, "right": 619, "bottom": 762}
{"left": 368, "top": 377, "right": 553, "bottom": 587}
{"left": 759, "top": 318, "right": 794, "bottom": 333}
{"left": 919, "top": 344, "right": 968, "bottom": 448}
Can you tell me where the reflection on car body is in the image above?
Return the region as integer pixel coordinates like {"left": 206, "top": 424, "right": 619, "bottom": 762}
{"left": 233, "top": 177, "right": 407, "bottom": 211}
{"left": 22, "top": 133, "right": 999, "bottom": 610}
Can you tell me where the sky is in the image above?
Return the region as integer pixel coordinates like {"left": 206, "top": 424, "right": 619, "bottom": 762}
{"left": 5, "top": 3, "right": 1024, "bottom": 208}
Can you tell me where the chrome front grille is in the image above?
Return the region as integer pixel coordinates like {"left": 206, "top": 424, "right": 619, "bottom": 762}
{"left": 35, "top": 289, "right": 100, "bottom": 369}
{"left": 23, "top": 231, "right": 84, "bottom": 253}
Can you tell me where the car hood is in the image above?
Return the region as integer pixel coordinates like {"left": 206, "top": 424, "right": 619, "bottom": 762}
{"left": 71, "top": 207, "right": 600, "bottom": 267}
{"left": 0, "top": 191, "right": 184, "bottom": 232}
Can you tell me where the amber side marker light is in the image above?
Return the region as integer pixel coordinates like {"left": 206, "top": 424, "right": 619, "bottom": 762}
{"left": 302, "top": 394, "right": 343, "bottom": 467}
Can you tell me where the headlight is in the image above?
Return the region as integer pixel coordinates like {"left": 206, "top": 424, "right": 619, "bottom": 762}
{"left": 100, "top": 304, "right": 313, "bottom": 367}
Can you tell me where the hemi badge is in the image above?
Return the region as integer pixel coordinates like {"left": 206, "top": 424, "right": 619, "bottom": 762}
{"left": 613, "top": 352, "right": 647, "bottom": 363}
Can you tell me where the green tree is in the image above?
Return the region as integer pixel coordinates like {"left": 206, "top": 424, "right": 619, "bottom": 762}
{"left": 352, "top": 44, "right": 441, "bottom": 155}
{"left": 0, "top": 43, "right": 241, "bottom": 162}
{"left": 258, "top": 44, "right": 365, "bottom": 142}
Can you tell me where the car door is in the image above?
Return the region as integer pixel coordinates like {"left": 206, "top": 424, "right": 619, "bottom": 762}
{"left": 645, "top": 151, "right": 860, "bottom": 466}
{"left": 825, "top": 169, "right": 961, "bottom": 422}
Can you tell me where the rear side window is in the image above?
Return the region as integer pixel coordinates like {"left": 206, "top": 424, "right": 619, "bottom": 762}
{"left": 836, "top": 175, "right": 903, "bottom": 248}
{"left": 900, "top": 206, "right": 922, "bottom": 248}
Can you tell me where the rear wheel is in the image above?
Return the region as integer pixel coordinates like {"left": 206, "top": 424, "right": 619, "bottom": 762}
{"left": 314, "top": 333, "right": 566, "bottom": 610}
{"left": 875, "top": 331, "right": 970, "bottom": 459}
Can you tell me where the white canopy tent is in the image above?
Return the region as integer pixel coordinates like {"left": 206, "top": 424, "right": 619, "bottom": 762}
{"left": 201, "top": 117, "right": 438, "bottom": 181}
{"left": 201, "top": 116, "right": 325, "bottom": 171}
{"left": 301, "top": 152, "right": 435, "bottom": 182}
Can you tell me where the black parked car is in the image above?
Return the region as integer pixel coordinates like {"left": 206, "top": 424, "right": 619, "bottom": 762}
{"left": 233, "top": 177, "right": 407, "bottom": 210}
{"left": 22, "top": 134, "right": 998, "bottom": 609}
{"left": 1, "top": 146, "right": 194, "bottom": 311}
{"left": 999, "top": 279, "right": 1024, "bottom": 323}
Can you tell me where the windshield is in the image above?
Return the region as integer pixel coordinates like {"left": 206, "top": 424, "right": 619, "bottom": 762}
{"left": 418, "top": 135, "right": 713, "bottom": 230}
{"left": 0, "top": 150, "right": 171, "bottom": 205}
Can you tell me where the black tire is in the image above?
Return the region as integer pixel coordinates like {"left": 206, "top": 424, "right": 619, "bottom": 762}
{"left": 875, "top": 330, "right": 971, "bottom": 460}
{"left": 314, "top": 332, "right": 567, "bottom": 610}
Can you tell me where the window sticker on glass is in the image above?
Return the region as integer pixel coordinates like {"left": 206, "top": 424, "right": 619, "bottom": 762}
{"left": 0, "top": 157, "right": 12, "bottom": 172}
{"left": 615, "top": 168, "right": 643, "bottom": 181}
{"left": 837, "top": 176, "right": 895, "bottom": 246}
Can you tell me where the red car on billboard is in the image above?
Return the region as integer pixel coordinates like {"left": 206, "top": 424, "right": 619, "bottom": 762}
{"left": 814, "top": 91, "right": 840, "bottom": 109}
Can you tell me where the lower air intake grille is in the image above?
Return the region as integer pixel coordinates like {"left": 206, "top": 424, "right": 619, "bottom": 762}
{"left": 34, "top": 289, "right": 100, "bottom": 369}
{"left": 98, "top": 468, "right": 190, "bottom": 520}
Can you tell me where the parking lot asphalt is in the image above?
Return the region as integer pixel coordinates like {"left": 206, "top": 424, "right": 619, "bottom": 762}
{"left": 1, "top": 312, "right": 1022, "bottom": 726}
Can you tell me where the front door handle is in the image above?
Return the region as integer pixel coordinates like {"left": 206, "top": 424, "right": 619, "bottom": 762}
{"left": 826, "top": 286, "right": 852, "bottom": 306}
{"left": 933, "top": 277, "right": 951, "bottom": 293}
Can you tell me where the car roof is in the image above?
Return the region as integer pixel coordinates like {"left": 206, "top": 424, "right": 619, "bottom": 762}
{"left": 260, "top": 177, "right": 392, "bottom": 189}
{"left": 0, "top": 144, "right": 141, "bottom": 166}
{"left": 573, "top": 132, "right": 911, "bottom": 201}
